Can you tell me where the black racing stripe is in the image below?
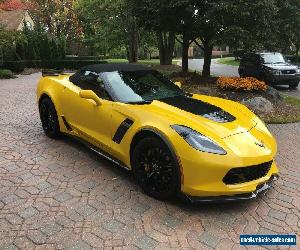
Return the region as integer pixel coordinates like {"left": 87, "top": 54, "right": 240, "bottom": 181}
{"left": 159, "top": 95, "right": 236, "bottom": 123}
{"left": 113, "top": 118, "right": 134, "bottom": 144}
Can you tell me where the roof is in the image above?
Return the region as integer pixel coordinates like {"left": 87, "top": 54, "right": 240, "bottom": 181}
{"left": 81, "top": 63, "right": 153, "bottom": 73}
{"left": 0, "top": 9, "right": 26, "bottom": 30}
{"left": 69, "top": 63, "right": 153, "bottom": 86}
{"left": 0, "top": 0, "right": 26, "bottom": 10}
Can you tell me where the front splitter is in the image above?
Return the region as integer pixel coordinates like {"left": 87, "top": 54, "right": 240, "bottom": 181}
{"left": 182, "top": 174, "right": 279, "bottom": 204}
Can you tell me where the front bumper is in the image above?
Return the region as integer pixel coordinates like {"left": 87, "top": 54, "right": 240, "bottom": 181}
{"left": 182, "top": 174, "right": 279, "bottom": 203}
{"left": 266, "top": 74, "right": 300, "bottom": 85}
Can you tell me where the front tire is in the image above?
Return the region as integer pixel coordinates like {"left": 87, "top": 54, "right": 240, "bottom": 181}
{"left": 39, "top": 97, "right": 61, "bottom": 138}
{"left": 239, "top": 70, "right": 245, "bottom": 78}
{"left": 289, "top": 83, "right": 299, "bottom": 89}
{"left": 132, "top": 137, "right": 179, "bottom": 200}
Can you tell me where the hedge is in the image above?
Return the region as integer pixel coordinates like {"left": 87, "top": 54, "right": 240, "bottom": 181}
{"left": 1, "top": 60, "right": 108, "bottom": 73}
{"left": 0, "top": 69, "right": 15, "bottom": 79}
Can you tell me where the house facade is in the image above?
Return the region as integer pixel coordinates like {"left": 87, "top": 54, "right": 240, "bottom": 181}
{"left": 0, "top": 0, "right": 34, "bottom": 31}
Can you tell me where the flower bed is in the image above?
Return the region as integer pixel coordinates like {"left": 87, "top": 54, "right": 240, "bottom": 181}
{"left": 217, "top": 77, "right": 267, "bottom": 91}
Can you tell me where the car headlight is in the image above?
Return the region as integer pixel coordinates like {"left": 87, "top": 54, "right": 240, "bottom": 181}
{"left": 273, "top": 69, "right": 282, "bottom": 75}
{"left": 296, "top": 68, "right": 300, "bottom": 74}
{"left": 171, "top": 125, "right": 227, "bottom": 155}
{"left": 266, "top": 68, "right": 282, "bottom": 75}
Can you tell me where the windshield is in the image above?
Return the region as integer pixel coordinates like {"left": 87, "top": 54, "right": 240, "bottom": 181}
{"left": 261, "top": 53, "right": 286, "bottom": 64}
{"left": 101, "top": 70, "right": 184, "bottom": 103}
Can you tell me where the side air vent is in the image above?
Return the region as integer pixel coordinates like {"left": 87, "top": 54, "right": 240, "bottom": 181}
{"left": 203, "top": 110, "right": 235, "bottom": 123}
{"left": 61, "top": 116, "right": 72, "bottom": 131}
{"left": 113, "top": 119, "right": 134, "bottom": 144}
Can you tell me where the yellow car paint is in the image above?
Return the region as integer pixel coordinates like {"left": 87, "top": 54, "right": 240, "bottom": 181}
{"left": 37, "top": 73, "right": 279, "bottom": 199}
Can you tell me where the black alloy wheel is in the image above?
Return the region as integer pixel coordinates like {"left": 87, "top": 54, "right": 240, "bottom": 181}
{"left": 39, "top": 97, "right": 61, "bottom": 138}
{"left": 132, "top": 137, "right": 179, "bottom": 200}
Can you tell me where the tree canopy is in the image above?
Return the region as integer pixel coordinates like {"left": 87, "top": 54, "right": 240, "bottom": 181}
{"left": 1, "top": 0, "right": 299, "bottom": 74}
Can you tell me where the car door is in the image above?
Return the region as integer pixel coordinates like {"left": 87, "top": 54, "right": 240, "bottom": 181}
{"left": 61, "top": 70, "right": 113, "bottom": 153}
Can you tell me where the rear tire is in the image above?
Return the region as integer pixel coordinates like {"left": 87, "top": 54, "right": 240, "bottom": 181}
{"left": 132, "top": 137, "right": 179, "bottom": 200}
{"left": 39, "top": 97, "right": 61, "bottom": 138}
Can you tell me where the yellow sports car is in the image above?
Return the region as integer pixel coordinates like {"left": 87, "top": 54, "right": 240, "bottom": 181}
{"left": 37, "top": 64, "right": 279, "bottom": 202}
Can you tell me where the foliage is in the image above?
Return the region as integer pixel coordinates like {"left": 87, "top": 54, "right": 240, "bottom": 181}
{"left": 76, "top": 0, "right": 143, "bottom": 62}
{"left": 135, "top": 0, "right": 280, "bottom": 75}
{"left": 2, "top": 59, "right": 107, "bottom": 72}
{"left": 18, "top": 26, "right": 66, "bottom": 61}
{"left": 28, "top": 0, "right": 82, "bottom": 41}
{"left": 0, "top": 69, "right": 15, "bottom": 79}
{"left": 0, "top": 24, "right": 66, "bottom": 63}
{"left": 273, "top": 0, "right": 300, "bottom": 58}
{"left": 0, "top": 0, "right": 26, "bottom": 10}
{"left": 0, "top": 26, "right": 25, "bottom": 61}
{"left": 222, "top": 0, "right": 278, "bottom": 51}
{"left": 217, "top": 77, "right": 267, "bottom": 91}
{"left": 2, "top": 61, "right": 25, "bottom": 72}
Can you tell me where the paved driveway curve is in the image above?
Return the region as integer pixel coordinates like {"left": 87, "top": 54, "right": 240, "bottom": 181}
{"left": 187, "top": 59, "right": 239, "bottom": 77}
{"left": 0, "top": 73, "right": 299, "bottom": 249}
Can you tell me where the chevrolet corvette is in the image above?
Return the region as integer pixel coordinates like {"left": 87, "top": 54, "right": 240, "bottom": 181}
{"left": 37, "top": 64, "right": 279, "bottom": 202}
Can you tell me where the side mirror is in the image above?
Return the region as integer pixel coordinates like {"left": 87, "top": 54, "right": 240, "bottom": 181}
{"left": 79, "top": 90, "right": 102, "bottom": 106}
{"left": 174, "top": 81, "right": 182, "bottom": 88}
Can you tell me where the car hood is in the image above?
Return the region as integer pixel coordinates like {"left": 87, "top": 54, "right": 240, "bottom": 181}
{"left": 130, "top": 94, "right": 258, "bottom": 139}
{"left": 263, "top": 63, "right": 298, "bottom": 70}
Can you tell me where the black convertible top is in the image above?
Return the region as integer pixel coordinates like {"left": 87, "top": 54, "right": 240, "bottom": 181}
{"left": 81, "top": 63, "right": 152, "bottom": 73}
{"left": 69, "top": 63, "right": 153, "bottom": 85}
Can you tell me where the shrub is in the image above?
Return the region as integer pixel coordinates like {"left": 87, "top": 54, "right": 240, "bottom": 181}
{"left": 2, "top": 61, "right": 25, "bottom": 72}
{"left": 217, "top": 77, "right": 267, "bottom": 91}
{"left": 40, "top": 60, "right": 108, "bottom": 69}
{"left": 2, "top": 60, "right": 108, "bottom": 72}
{"left": 0, "top": 69, "right": 14, "bottom": 79}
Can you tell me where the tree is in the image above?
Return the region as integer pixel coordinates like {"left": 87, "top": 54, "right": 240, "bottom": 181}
{"left": 76, "top": 0, "right": 141, "bottom": 62}
{"left": 274, "top": 0, "right": 300, "bottom": 60}
{"left": 0, "top": 25, "right": 24, "bottom": 61}
{"left": 28, "top": 0, "right": 82, "bottom": 42}
{"left": 134, "top": 0, "right": 178, "bottom": 65}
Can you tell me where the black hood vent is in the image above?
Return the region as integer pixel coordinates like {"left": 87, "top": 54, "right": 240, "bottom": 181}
{"left": 159, "top": 95, "right": 235, "bottom": 123}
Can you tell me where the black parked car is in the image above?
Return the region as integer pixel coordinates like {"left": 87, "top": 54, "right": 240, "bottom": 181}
{"left": 239, "top": 52, "right": 300, "bottom": 89}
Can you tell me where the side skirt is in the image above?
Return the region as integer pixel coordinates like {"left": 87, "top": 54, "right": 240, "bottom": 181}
{"left": 65, "top": 133, "right": 130, "bottom": 172}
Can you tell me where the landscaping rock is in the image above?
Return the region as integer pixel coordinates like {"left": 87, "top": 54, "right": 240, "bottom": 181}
{"left": 242, "top": 96, "right": 274, "bottom": 113}
{"left": 266, "top": 86, "right": 283, "bottom": 101}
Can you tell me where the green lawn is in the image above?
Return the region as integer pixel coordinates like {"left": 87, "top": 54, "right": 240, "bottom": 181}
{"left": 107, "top": 59, "right": 161, "bottom": 65}
{"left": 284, "top": 95, "right": 300, "bottom": 106}
{"left": 106, "top": 59, "right": 129, "bottom": 63}
{"left": 217, "top": 57, "right": 240, "bottom": 66}
{"left": 106, "top": 59, "right": 180, "bottom": 65}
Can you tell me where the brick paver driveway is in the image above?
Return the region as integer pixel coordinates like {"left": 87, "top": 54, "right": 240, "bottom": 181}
{"left": 0, "top": 73, "right": 299, "bottom": 250}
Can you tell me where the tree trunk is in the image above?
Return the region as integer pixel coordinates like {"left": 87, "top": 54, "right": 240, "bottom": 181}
{"left": 127, "top": 31, "right": 139, "bottom": 63}
{"left": 202, "top": 41, "right": 213, "bottom": 77}
{"left": 157, "top": 31, "right": 175, "bottom": 65}
{"left": 181, "top": 32, "right": 190, "bottom": 73}
{"left": 296, "top": 43, "right": 299, "bottom": 63}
